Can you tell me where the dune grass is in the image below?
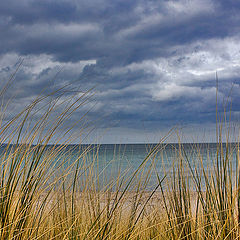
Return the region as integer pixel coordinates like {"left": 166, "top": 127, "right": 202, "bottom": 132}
{"left": 0, "top": 82, "right": 240, "bottom": 239}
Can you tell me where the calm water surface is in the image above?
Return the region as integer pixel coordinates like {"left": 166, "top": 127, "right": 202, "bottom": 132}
{"left": 1, "top": 143, "right": 238, "bottom": 189}
{"left": 57, "top": 143, "right": 239, "bottom": 188}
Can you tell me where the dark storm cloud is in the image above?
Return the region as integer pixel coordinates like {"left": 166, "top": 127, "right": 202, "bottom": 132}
{"left": 0, "top": 0, "right": 238, "bottom": 63}
{"left": 1, "top": 0, "right": 240, "bottom": 142}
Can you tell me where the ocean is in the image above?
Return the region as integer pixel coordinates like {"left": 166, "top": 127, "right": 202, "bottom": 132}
{"left": 1, "top": 143, "right": 238, "bottom": 190}
{"left": 52, "top": 143, "right": 239, "bottom": 189}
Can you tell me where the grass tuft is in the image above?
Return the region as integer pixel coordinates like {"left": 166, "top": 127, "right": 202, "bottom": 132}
{"left": 0, "top": 79, "right": 239, "bottom": 239}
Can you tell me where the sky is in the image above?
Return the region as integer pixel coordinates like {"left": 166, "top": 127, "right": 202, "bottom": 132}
{"left": 0, "top": 0, "right": 240, "bottom": 143}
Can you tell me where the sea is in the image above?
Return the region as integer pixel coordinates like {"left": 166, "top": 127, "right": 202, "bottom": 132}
{"left": 1, "top": 143, "right": 239, "bottom": 190}
{"left": 50, "top": 143, "right": 239, "bottom": 189}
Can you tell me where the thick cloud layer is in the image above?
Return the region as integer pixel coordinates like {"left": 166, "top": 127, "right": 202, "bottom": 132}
{"left": 0, "top": 0, "right": 240, "bottom": 143}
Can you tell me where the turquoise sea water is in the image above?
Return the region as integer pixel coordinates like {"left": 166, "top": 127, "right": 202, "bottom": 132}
{"left": 1, "top": 143, "right": 238, "bottom": 189}
{"left": 53, "top": 143, "right": 239, "bottom": 189}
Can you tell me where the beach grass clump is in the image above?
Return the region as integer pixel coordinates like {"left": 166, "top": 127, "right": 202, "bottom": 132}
{"left": 0, "top": 81, "right": 240, "bottom": 239}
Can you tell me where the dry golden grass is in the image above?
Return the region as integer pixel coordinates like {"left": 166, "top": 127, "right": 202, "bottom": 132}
{"left": 0, "top": 79, "right": 240, "bottom": 239}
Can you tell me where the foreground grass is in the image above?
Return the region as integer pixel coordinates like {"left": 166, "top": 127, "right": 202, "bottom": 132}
{"left": 0, "top": 84, "right": 240, "bottom": 239}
